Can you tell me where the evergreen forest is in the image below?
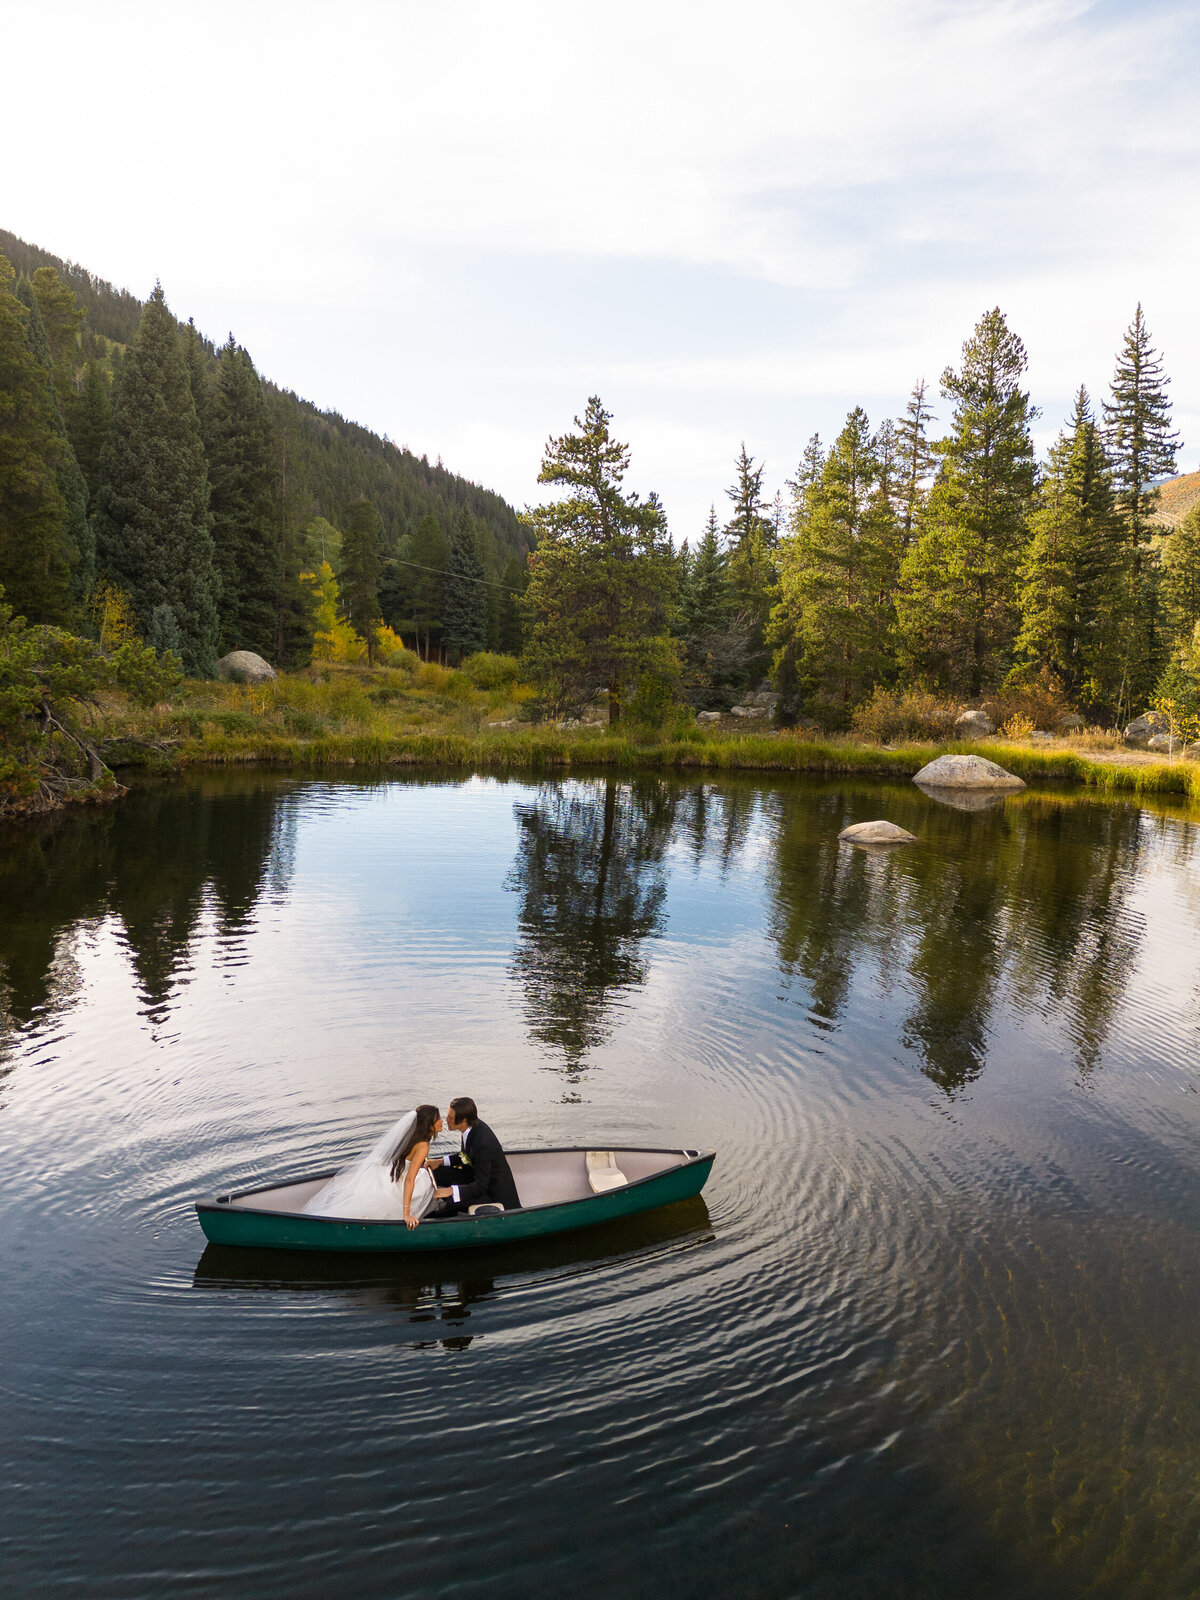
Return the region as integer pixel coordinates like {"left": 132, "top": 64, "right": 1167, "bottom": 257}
{"left": 3, "top": 224, "right": 1200, "bottom": 797}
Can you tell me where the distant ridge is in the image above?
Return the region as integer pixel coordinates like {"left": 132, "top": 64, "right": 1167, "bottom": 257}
{"left": 1151, "top": 471, "right": 1200, "bottom": 530}
{"left": 0, "top": 226, "right": 528, "bottom": 561}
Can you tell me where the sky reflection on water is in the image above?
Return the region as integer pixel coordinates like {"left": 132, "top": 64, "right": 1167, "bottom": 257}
{"left": 2, "top": 771, "right": 1199, "bottom": 1599}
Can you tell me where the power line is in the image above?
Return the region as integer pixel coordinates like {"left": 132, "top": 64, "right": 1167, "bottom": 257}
{"left": 388, "top": 556, "right": 524, "bottom": 594}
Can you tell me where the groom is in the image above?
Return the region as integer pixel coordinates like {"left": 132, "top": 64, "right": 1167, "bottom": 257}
{"left": 430, "top": 1097, "right": 521, "bottom": 1214}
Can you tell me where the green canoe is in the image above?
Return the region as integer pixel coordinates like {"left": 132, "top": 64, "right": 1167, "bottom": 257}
{"left": 195, "top": 1145, "right": 716, "bottom": 1253}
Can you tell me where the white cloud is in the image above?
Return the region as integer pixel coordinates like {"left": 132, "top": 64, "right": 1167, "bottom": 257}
{"left": 6, "top": 0, "right": 1199, "bottom": 529}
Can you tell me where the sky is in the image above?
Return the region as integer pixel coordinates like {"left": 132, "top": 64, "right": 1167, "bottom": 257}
{"left": 6, "top": 0, "right": 1200, "bottom": 537}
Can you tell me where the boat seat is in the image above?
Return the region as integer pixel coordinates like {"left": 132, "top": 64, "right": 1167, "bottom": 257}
{"left": 468, "top": 1203, "right": 505, "bottom": 1216}
{"left": 586, "top": 1150, "right": 629, "bottom": 1193}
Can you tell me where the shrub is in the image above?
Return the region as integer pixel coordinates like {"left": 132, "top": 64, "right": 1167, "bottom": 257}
{"left": 385, "top": 645, "right": 421, "bottom": 675}
{"left": 462, "top": 651, "right": 521, "bottom": 690}
{"left": 443, "top": 670, "right": 475, "bottom": 702}
{"left": 849, "top": 686, "right": 959, "bottom": 743}
{"left": 989, "top": 668, "right": 1073, "bottom": 732}
{"left": 1000, "top": 712, "right": 1035, "bottom": 739}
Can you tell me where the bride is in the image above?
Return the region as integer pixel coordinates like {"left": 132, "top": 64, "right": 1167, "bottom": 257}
{"left": 302, "top": 1105, "right": 442, "bottom": 1228}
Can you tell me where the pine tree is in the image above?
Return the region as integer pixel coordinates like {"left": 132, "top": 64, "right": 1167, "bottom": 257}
{"left": 69, "top": 361, "right": 112, "bottom": 505}
{"left": 896, "top": 308, "right": 1036, "bottom": 696}
{"left": 684, "top": 507, "right": 728, "bottom": 636}
{"left": 1014, "top": 387, "right": 1124, "bottom": 709}
{"left": 522, "top": 397, "right": 679, "bottom": 722}
{"left": 442, "top": 514, "right": 488, "bottom": 661}
{"left": 95, "top": 285, "right": 219, "bottom": 674}
{"left": 1161, "top": 506, "right": 1200, "bottom": 651}
{"left": 340, "top": 496, "right": 383, "bottom": 663}
{"left": 399, "top": 513, "right": 447, "bottom": 659}
{"left": 30, "top": 265, "right": 85, "bottom": 406}
{"left": 725, "top": 443, "right": 774, "bottom": 548}
{"left": 0, "top": 257, "right": 72, "bottom": 622}
{"left": 208, "top": 337, "right": 278, "bottom": 658}
{"left": 895, "top": 378, "right": 936, "bottom": 548}
{"left": 771, "top": 407, "right": 899, "bottom": 722}
{"left": 15, "top": 277, "right": 93, "bottom": 603}
{"left": 1103, "top": 305, "right": 1180, "bottom": 706}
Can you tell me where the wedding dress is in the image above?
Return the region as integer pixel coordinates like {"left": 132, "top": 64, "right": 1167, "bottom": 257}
{"left": 301, "top": 1110, "right": 437, "bottom": 1220}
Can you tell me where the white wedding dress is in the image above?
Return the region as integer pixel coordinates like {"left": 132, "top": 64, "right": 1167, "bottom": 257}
{"left": 301, "top": 1110, "right": 437, "bottom": 1221}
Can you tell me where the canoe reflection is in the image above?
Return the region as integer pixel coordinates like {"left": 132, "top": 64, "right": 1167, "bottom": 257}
{"left": 193, "top": 1197, "right": 713, "bottom": 1349}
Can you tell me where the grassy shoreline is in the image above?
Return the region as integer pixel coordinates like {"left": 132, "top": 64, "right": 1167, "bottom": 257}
{"left": 143, "top": 726, "right": 1200, "bottom": 801}
{"left": 69, "top": 664, "right": 1200, "bottom": 809}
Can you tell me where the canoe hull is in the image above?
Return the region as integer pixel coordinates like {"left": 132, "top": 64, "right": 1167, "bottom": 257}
{"left": 196, "top": 1148, "right": 715, "bottom": 1253}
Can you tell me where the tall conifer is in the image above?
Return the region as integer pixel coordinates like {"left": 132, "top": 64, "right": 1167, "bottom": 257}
{"left": 208, "top": 337, "right": 278, "bottom": 658}
{"left": 340, "top": 496, "right": 383, "bottom": 663}
{"left": 95, "top": 285, "right": 218, "bottom": 673}
{"left": 771, "top": 407, "right": 899, "bottom": 721}
{"left": 0, "top": 257, "right": 71, "bottom": 621}
{"left": 15, "top": 277, "right": 93, "bottom": 602}
{"left": 1014, "top": 387, "right": 1124, "bottom": 709}
{"left": 1103, "top": 305, "right": 1180, "bottom": 705}
{"left": 895, "top": 379, "right": 936, "bottom": 549}
{"left": 442, "top": 514, "right": 488, "bottom": 661}
{"left": 896, "top": 308, "right": 1036, "bottom": 696}
{"left": 69, "top": 361, "right": 112, "bottom": 505}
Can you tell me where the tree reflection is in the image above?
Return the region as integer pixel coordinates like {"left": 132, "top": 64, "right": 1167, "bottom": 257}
{"left": 766, "top": 785, "right": 1150, "bottom": 1093}
{"left": 505, "top": 778, "right": 674, "bottom": 1072}
{"left": 0, "top": 776, "right": 295, "bottom": 1044}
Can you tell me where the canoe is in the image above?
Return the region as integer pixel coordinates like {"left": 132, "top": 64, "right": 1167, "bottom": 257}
{"left": 195, "top": 1145, "right": 716, "bottom": 1253}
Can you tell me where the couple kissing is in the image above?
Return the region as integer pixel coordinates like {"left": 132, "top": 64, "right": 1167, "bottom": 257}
{"left": 301, "top": 1097, "right": 520, "bottom": 1227}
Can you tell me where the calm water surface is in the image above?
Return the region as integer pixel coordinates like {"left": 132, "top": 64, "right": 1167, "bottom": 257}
{"left": 2, "top": 771, "right": 1199, "bottom": 1599}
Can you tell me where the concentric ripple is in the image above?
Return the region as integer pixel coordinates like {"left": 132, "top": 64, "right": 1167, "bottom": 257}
{"left": 1, "top": 770, "right": 1199, "bottom": 1600}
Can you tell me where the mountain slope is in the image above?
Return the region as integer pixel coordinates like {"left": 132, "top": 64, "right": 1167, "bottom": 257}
{"left": 0, "top": 227, "right": 528, "bottom": 562}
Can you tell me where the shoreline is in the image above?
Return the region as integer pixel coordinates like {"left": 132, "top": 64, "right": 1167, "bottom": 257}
{"left": 134, "top": 728, "right": 1200, "bottom": 799}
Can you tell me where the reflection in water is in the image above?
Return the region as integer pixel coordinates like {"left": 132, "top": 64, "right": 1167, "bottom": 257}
{"left": 0, "top": 777, "right": 296, "bottom": 1041}
{"left": 764, "top": 786, "right": 1148, "bottom": 1091}
{"left": 505, "top": 778, "right": 675, "bottom": 1072}
{"left": 193, "top": 1197, "right": 714, "bottom": 1351}
{"left": 4, "top": 773, "right": 1200, "bottom": 1599}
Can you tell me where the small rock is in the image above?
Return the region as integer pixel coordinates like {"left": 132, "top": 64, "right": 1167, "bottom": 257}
{"left": 1124, "top": 710, "right": 1169, "bottom": 744}
{"left": 1057, "top": 713, "right": 1084, "bottom": 731}
{"left": 1146, "top": 733, "right": 1180, "bottom": 752}
{"left": 1029, "top": 730, "right": 1054, "bottom": 742}
{"left": 838, "top": 820, "right": 917, "bottom": 845}
{"left": 730, "top": 705, "right": 760, "bottom": 717}
{"left": 216, "top": 650, "right": 276, "bottom": 684}
{"left": 955, "top": 709, "right": 996, "bottom": 737}
{"left": 696, "top": 711, "right": 722, "bottom": 724}
{"left": 912, "top": 754, "right": 1025, "bottom": 790}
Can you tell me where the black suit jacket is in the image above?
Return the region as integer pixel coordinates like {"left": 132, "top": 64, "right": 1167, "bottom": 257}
{"left": 444, "top": 1121, "right": 520, "bottom": 1209}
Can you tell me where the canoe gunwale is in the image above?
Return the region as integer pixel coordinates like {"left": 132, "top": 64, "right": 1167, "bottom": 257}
{"left": 196, "top": 1146, "right": 715, "bottom": 1243}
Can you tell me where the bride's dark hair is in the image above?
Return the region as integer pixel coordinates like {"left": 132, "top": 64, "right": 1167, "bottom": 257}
{"left": 390, "top": 1104, "right": 439, "bottom": 1181}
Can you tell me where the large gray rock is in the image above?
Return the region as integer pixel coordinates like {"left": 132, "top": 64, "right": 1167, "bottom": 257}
{"left": 838, "top": 820, "right": 916, "bottom": 845}
{"left": 912, "top": 753, "right": 1025, "bottom": 790}
{"left": 1124, "top": 710, "right": 1169, "bottom": 744}
{"left": 729, "top": 704, "right": 761, "bottom": 718}
{"left": 955, "top": 708, "right": 995, "bottom": 737}
{"left": 1057, "top": 713, "right": 1084, "bottom": 731}
{"left": 217, "top": 650, "right": 277, "bottom": 684}
{"left": 1146, "top": 733, "right": 1181, "bottom": 752}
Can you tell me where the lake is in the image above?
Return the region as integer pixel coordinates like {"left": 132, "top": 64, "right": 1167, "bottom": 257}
{"left": 2, "top": 770, "right": 1198, "bottom": 1599}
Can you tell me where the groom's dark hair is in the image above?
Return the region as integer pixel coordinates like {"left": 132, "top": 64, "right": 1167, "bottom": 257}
{"left": 450, "top": 1096, "right": 478, "bottom": 1126}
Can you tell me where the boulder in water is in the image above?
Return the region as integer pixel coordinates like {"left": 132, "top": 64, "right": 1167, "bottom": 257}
{"left": 912, "top": 754, "right": 1025, "bottom": 790}
{"left": 838, "top": 820, "right": 916, "bottom": 845}
{"left": 217, "top": 650, "right": 277, "bottom": 684}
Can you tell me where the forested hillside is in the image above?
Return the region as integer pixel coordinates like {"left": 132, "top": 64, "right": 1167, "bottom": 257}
{"left": 0, "top": 226, "right": 528, "bottom": 669}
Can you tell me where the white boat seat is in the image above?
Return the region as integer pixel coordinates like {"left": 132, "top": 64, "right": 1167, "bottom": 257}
{"left": 467, "top": 1203, "right": 505, "bottom": 1216}
{"left": 586, "top": 1150, "right": 629, "bottom": 1193}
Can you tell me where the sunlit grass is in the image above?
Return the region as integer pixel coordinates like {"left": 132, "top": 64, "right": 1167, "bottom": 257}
{"left": 91, "top": 664, "right": 1200, "bottom": 802}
